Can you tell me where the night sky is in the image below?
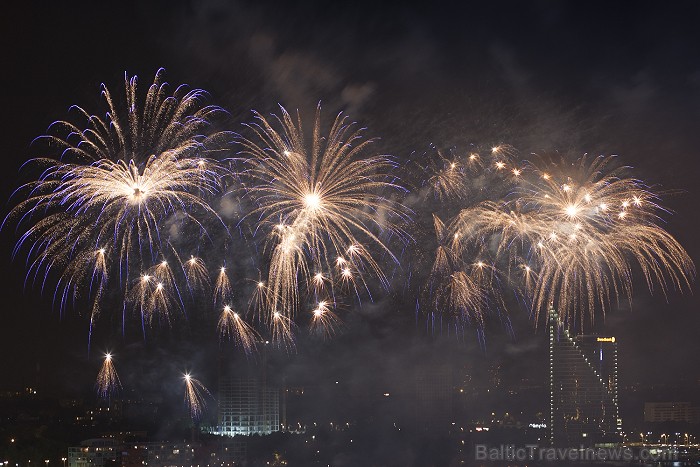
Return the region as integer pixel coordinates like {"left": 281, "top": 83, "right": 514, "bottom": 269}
{"left": 1, "top": 0, "right": 699, "bottom": 418}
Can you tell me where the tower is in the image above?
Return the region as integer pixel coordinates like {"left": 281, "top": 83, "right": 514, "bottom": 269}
{"left": 549, "top": 306, "right": 621, "bottom": 446}
{"left": 217, "top": 342, "right": 280, "bottom": 436}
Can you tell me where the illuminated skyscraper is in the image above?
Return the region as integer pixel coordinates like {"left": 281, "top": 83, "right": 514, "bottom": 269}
{"left": 214, "top": 343, "right": 280, "bottom": 436}
{"left": 549, "top": 307, "right": 622, "bottom": 446}
{"left": 217, "top": 376, "right": 280, "bottom": 436}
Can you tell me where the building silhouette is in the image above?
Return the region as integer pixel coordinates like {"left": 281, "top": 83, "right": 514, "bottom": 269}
{"left": 413, "top": 364, "right": 454, "bottom": 427}
{"left": 549, "top": 306, "right": 622, "bottom": 446}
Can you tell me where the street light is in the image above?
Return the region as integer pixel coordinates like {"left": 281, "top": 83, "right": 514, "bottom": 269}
{"left": 61, "top": 458, "right": 66, "bottom": 467}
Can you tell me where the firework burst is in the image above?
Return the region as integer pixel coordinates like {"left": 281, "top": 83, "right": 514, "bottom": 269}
{"left": 451, "top": 154, "right": 695, "bottom": 328}
{"left": 183, "top": 255, "right": 211, "bottom": 294}
{"left": 408, "top": 144, "right": 523, "bottom": 206}
{"left": 270, "top": 310, "right": 296, "bottom": 351}
{"left": 409, "top": 146, "right": 520, "bottom": 331}
{"left": 96, "top": 353, "right": 121, "bottom": 400}
{"left": 217, "top": 305, "right": 260, "bottom": 355}
{"left": 236, "top": 105, "right": 409, "bottom": 346}
{"left": 309, "top": 300, "right": 341, "bottom": 339}
{"left": 214, "top": 266, "right": 232, "bottom": 306}
{"left": 126, "top": 259, "right": 184, "bottom": 328}
{"left": 183, "top": 373, "right": 211, "bottom": 422}
{"left": 4, "top": 69, "right": 228, "bottom": 341}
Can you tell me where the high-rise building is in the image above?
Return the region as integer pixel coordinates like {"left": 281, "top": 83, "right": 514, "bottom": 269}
{"left": 213, "top": 343, "right": 280, "bottom": 437}
{"left": 216, "top": 376, "right": 280, "bottom": 436}
{"left": 549, "top": 307, "right": 622, "bottom": 446}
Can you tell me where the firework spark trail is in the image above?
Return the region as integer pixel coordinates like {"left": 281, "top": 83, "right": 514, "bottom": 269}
{"left": 96, "top": 353, "right": 121, "bottom": 400}
{"left": 214, "top": 266, "right": 232, "bottom": 305}
{"left": 183, "top": 373, "right": 211, "bottom": 422}
{"left": 309, "top": 300, "right": 341, "bottom": 339}
{"left": 248, "top": 279, "right": 269, "bottom": 323}
{"left": 270, "top": 310, "right": 296, "bottom": 352}
{"left": 429, "top": 214, "right": 455, "bottom": 281}
{"left": 124, "top": 259, "right": 184, "bottom": 328}
{"left": 309, "top": 271, "right": 328, "bottom": 298}
{"left": 128, "top": 273, "right": 154, "bottom": 326}
{"left": 217, "top": 305, "right": 260, "bottom": 355}
{"left": 450, "top": 154, "right": 695, "bottom": 328}
{"left": 183, "top": 255, "right": 211, "bottom": 294}
{"left": 4, "top": 70, "right": 229, "bottom": 339}
{"left": 236, "top": 105, "right": 409, "bottom": 346}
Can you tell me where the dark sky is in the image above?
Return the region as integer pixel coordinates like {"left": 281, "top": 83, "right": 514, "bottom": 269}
{"left": 1, "top": 0, "right": 699, "bottom": 413}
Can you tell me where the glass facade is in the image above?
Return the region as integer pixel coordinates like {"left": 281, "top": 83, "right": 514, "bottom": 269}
{"left": 217, "top": 377, "right": 280, "bottom": 436}
{"left": 549, "top": 307, "right": 621, "bottom": 446}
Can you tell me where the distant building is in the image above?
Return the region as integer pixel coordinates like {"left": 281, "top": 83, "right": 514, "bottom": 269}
{"left": 67, "top": 438, "right": 118, "bottom": 467}
{"left": 110, "top": 397, "right": 160, "bottom": 422}
{"left": 210, "top": 341, "right": 281, "bottom": 437}
{"left": 549, "top": 307, "right": 622, "bottom": 446}
{"left": 414, "top": 364, "right": 454, "bottom": 426}
{"left": 130, "top": 440, "right": 245, "bottom": 466}
{"left": 215, "top": 376, "right": 280, "bottom": 436}
{"left": 645, "top": 402, "right": 700, "bottom": 423}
